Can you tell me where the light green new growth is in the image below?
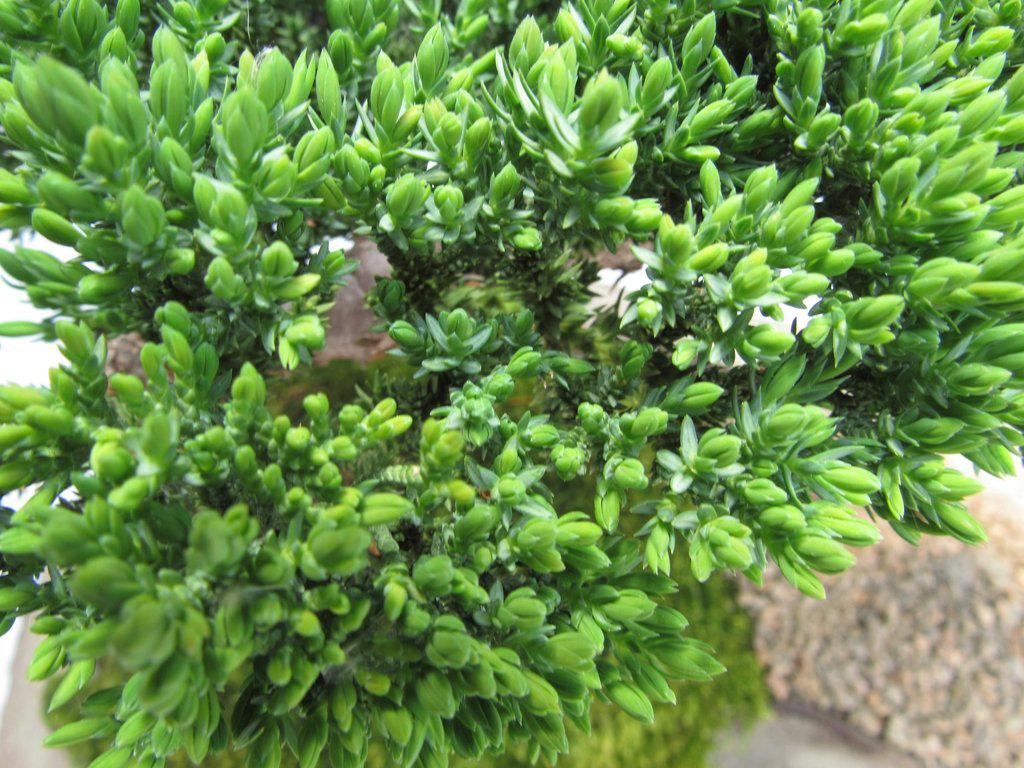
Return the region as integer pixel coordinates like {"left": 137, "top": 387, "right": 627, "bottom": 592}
{"left": 0, "top": 0, "right": 1021, "bottom": 766}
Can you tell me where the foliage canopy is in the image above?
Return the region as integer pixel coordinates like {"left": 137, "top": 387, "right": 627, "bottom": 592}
{"left": 1, "top": 0, "right": 1022, "bottom": 767}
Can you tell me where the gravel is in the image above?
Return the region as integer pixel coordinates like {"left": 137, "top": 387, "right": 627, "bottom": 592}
{"left": 739, "top": 477, "right": 1024, "bottom": 768}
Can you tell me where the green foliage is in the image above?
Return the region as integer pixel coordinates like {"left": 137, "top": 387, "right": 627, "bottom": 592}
{"left": 1, "top": 0, "right": 1022, "bottom": 766}
{"left": 47, "top": 550, "right": 767, "bottom": 768}
{"left": 466, "top": 572, "right": 768, "bottom": 768}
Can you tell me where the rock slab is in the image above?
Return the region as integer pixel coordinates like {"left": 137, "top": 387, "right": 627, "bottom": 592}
{"left": 714, "top": 709, "right": 920, "bottom": 768}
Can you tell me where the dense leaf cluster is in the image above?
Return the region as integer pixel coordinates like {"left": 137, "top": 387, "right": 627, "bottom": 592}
{"left": 0, "top": 0, "right": 1022, "bottom": 767}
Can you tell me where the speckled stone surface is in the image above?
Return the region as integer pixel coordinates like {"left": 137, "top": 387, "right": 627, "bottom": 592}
{"left": 739, "top": 470, "right": 1024, "bottom": 768}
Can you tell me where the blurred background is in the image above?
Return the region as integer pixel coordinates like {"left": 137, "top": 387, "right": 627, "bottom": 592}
{"left": 1, "top": 236, "right": 1021, "bottom": 768}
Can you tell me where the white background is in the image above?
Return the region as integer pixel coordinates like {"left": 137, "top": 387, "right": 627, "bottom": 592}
{"left": 0, "top": 232, "right": 64, "bottom": 727}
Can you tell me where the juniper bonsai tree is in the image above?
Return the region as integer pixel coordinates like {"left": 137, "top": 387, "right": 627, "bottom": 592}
{"left": 0, "top": 0, "right": 1022, "bottom": 766}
